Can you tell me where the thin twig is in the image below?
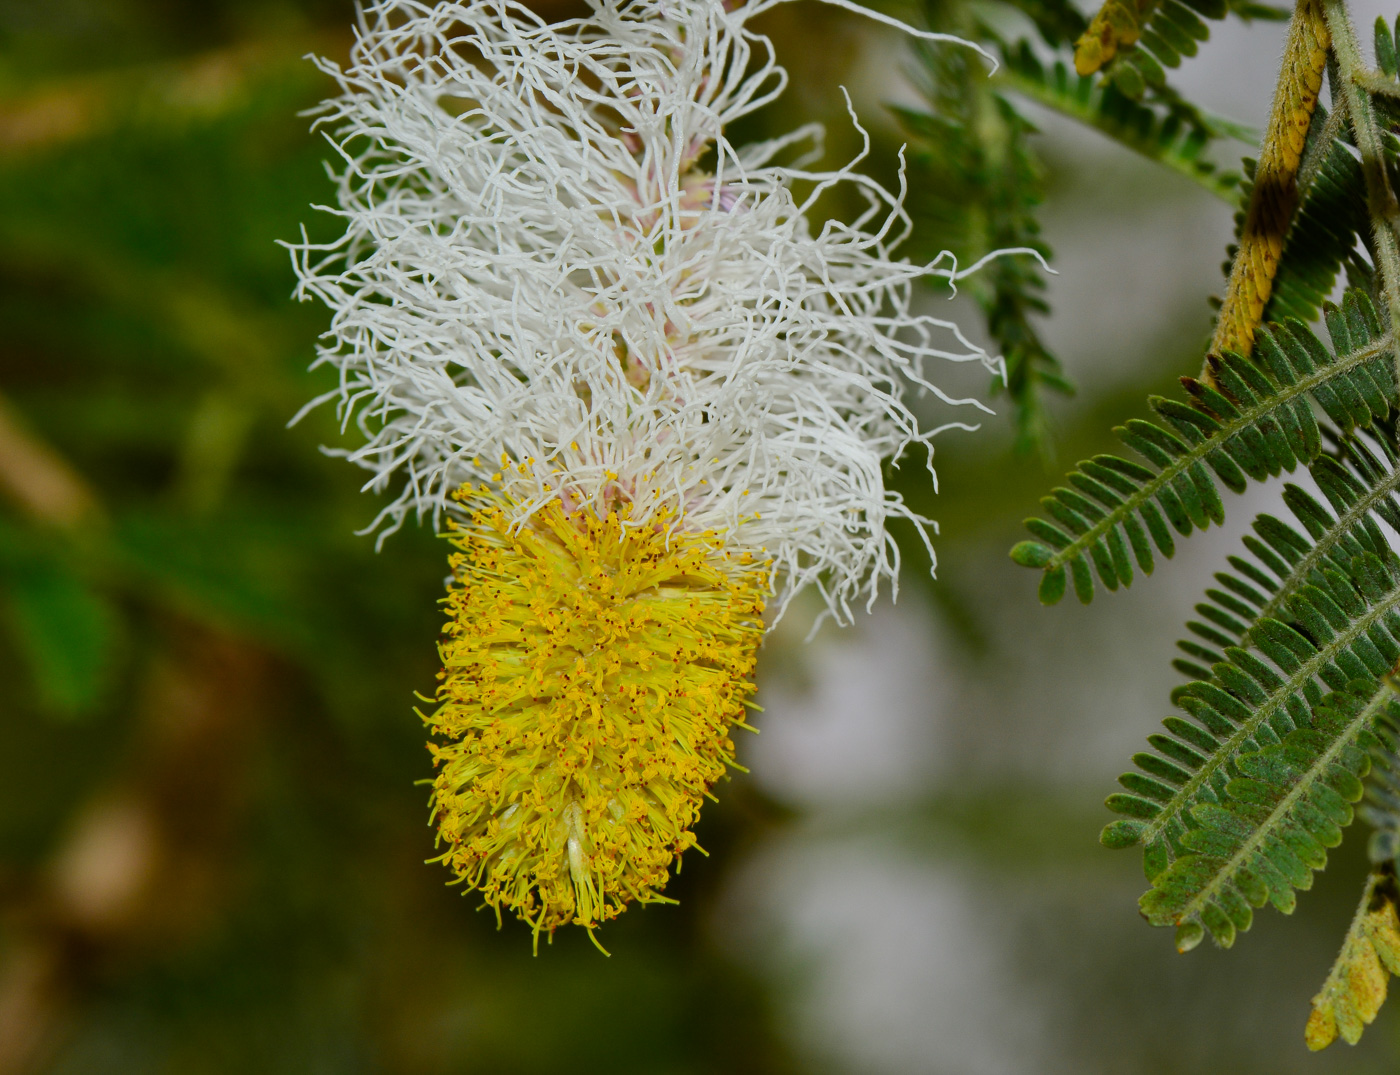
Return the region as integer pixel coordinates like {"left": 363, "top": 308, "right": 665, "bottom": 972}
{"left": 1323, "top": 0, "right": 1400, "bottom": 367}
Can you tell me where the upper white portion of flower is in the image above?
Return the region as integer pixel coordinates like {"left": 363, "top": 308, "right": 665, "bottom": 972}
{"left": 289, "top": 0, "right": 1004, "bottom": 623}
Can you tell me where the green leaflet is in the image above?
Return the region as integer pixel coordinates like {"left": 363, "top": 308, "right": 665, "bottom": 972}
{"left": 996, "top": 41, "right": 1242, "bottom": 202}
{"left": 1378, "top": 14, "right": 1400, "bottom": 78}
{"left": 1102, "top": 544, "right": 1400, "bottom": 857}
{"left": 1137, "top": 685, "right": 1386, "bottom": 948}
{"left": 1089, "top": 0, "right": 1288, "bottom": 103}
{"left": 1171, "top": 427, "right": 1400, "bottom": 681}
{"left": 1013, "top": 290, "right": 1393, "bottom": 605}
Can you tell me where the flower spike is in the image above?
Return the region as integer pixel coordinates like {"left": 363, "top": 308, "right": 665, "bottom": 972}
{"left": 290, "top": 0, "right": 1003, "bottom": 939}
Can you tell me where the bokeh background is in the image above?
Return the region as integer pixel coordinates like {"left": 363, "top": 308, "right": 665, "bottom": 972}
{"left": 2, "top": 0, "right": 1400, "bottom": 1071}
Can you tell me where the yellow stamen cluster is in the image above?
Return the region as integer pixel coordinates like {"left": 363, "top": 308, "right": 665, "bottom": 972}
{"left": 424, "top": 485, "right": 768, "bottom": 942}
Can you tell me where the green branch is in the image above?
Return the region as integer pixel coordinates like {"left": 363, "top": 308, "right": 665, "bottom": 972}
{"left": 1324, "top": 0, "right": 1400, "bottom": 346}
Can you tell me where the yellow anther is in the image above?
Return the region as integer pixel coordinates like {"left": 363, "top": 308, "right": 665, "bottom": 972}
{"left": 426, "top": 483, "right": 768, "bottom": 939}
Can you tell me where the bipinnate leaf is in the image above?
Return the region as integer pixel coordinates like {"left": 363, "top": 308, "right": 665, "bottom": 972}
{"left": 997, "top": 42, "right": 1240, "bottom": 199}
{"left": 1135, "top": 685, "right": 1386, "bottom": 948}
{"left": 1014, "top": 291, "right": 1392, "bottom": 605}
{"left": 1102, "top": 539, "right": 1400, "bottom": 882}
{"left": 1170, "top": 426, "right": 1400, "bottom": 681}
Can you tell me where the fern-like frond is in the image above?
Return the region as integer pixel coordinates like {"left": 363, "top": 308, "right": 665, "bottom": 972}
{"left": 996, "top": 42, "right": 1242, "bottom": 200}
{"left": 1010, "top": 291, "right": 1394, "bottom": 605}
{"left": 1102, "top": 540, "right": 1400, "bottom": 857}
{"left": 1100, "top": 420, "right": 1400, "bottom": 951}
{"left": 1135, "top": 682, "right": 1388, "bottom": 950}
{"left": 1171, "top": 426, "right": 1400, "bottom": 681}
